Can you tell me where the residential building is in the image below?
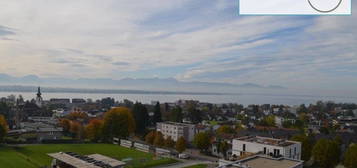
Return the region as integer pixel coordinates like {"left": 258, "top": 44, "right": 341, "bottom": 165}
{"left": 49, "top": 98, "right": 70, "bottom": 105}
{"left": 275, "top": 116, "right": 296, "bottom": 128}
{"left": 156, "top": 121, "right": 196, "bottom": 142}
{"left": 232, "top": 136, "right": 301, "bottom": 160}
{"left": 72, "top": 98, "right": 86, "bottom": 104}
{"left": 8, "top": 122, "right": 63, "bottom": 142}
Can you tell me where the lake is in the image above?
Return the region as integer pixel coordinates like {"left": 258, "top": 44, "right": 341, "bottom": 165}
{"left": 1, "top": 91, "right": 357, "bottom": 106}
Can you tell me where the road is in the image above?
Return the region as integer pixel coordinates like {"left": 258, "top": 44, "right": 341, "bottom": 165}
{"left": 154, "top": 160, "right": 214, "bottom": 168}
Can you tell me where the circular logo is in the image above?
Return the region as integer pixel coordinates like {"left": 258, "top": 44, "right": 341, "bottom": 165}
{"left": 308, "top": 0, "right": 342, "bottom": 13}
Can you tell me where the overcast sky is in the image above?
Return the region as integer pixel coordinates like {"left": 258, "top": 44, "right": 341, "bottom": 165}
{"left": 0, "top": 0, "right": 356, "bottom": 91}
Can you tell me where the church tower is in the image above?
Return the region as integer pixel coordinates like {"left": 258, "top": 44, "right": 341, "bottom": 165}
{"left": 36, "top": 86, "right": 43, "bottom": 107}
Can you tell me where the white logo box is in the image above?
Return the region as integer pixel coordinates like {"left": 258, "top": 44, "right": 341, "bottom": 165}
{"left": 239, "top": 0, "right": 351, "bottom": 15}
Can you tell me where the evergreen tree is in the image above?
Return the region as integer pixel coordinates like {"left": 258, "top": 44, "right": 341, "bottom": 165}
{"left": 153, "top": 102, "right": 162, "bottom": 124}
{"left": 188, "top": 104, "right": 202, "bottom": 124}
{"left": 170, "top": 106, "right": 183, "bottom": 123}
{"left": 132, "top": 102, "right": 149, "bottom": 134}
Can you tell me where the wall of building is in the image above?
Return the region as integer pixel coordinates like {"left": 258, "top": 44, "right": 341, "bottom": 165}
{"left": 232, "top": 139, "right": 301, "bottom": 160}
{"left": 157, "top": 122, "right": 196, "bottom": 142}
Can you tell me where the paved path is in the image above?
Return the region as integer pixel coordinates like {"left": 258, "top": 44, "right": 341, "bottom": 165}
{"left": 154, "top": 160, "right": 214, "bottom": 168}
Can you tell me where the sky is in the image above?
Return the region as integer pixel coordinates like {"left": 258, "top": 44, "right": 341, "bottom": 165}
{"left": 0, "top": 0, "right": 357, "bottom": 92}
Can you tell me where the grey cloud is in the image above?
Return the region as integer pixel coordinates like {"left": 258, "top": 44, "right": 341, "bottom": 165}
{"left": 0, "top": 25, "right": 15, "bottom": 36}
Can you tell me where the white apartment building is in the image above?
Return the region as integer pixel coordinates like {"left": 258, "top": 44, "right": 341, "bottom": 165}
{"left": 156, "top": 122, "right": 196, "bottom": 142}
{"left": 232, "top": 136, "right": 301, "bottom": 160}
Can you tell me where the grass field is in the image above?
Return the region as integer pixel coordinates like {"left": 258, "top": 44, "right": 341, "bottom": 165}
{"left": 0, "top": 144, "right": 176, "bottom": 168}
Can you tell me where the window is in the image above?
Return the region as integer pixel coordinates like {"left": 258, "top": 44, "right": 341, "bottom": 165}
{"left": 243, "top": 144, "right": 246, "bottom": 151}
{"left": 294, "top": 147, "right": 296, "bottom": 155}
{"left": 289, "top": 149, "right": 292, "bottom": 158}
{"left": 263, "top": 147, "right": 267, "bottom": 154}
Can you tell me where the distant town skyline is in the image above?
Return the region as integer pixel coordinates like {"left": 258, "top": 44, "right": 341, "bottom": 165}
{"left": 0, "top": 0, "right": 357, "bottom": 92}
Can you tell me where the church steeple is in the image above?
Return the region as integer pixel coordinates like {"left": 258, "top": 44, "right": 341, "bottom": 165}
{"left": 37, "top": 87, "right": 42, "bottom": 97}
{"left": 36, "top": 86, "right": 43, "bottom": 107}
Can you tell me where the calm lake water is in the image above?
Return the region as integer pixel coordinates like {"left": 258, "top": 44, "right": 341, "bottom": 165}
{"left": 1, "top": 91, "right": 357, "bottom": 106}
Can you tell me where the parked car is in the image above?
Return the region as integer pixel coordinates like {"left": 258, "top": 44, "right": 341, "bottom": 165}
{"left": 178, "top": 153, "right": 190, "bottom": 159}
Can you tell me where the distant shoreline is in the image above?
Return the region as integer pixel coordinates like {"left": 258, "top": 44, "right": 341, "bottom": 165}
{"left": 0, "top": 85, "right": 230, "bottom": 96}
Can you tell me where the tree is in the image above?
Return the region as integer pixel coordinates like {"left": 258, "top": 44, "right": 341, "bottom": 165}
{"left": 123, "top": 99, "right": 134, "bottom": 108}
{"left": 312, "top": 139, "right": 340, "bottom": 168}
{"left": 217, "top": 125, "right": 235, "bottom": 135}
{"left": 153, "top": 102, "right": 162, "bottom": 124}
{"left": 319, "top": 127, "right": 330, "bottom": 134}
{"left": 85, "top": 119, "right": 103, "bottom": 142}
{"left": 154, "top": 131, "right": 165, "bottom": 147}
{"left": 218, "top": 140, "right": 230, "bottom": 159}
{"left": 132, "top": 102, "right": 149, "bottom": 134}
{"left": 297, "top": 104, "right": 308, "bottom": 114}
{"left": 59, "top": 118, "right": 71, "bottom": 134}
{"left": 0, "top": 115, "right": 8, "bottom": 142}
{"left": 164, "top": 136, "right": 175, "bottom": 148}
{"left": 291, "top": 134, "right": 314, "bottom": 161}
{"left": 67, "top": 111, "right": 89, "bottom": 122}
{"left": 193, "top": 132, "right": 210, "bottom": 152}
{"left": 282, "top": 120, "right": 294, "bottom": 128}
{"left": 145, "top": 131, "right": 156, "bottom": 145}
{"left": 260, "top": 115, "right": 276, "bottom": 127}
{"left": 344, "top": 144, "right": 357, "bottom": 168}
{"left": 170, "top": 106, "right": 183, "bottom": 123}
{"left": 70, "top": 121, "right": 84, "bottom": 139}
{"left": 176, "top": 136, "right": 186, "bottom": 153}
{"left": 102, "top": 107, "right": 136, "bottom": 140}
{"left": 236, "top": 123, "right": 244, "bottom": 132}
{"left": 187, "top": 104, "right": 202, "bottom": 124}
{"left": 101, "top": 97, "right": 115, "bottom": 109}
{"left": 0, "top": 102, "right": 10, "bottom": 119}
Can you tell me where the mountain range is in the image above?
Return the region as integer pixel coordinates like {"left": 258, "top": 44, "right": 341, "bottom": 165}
{"left": 0, "top": 73, "right": 286, "bottom": 93}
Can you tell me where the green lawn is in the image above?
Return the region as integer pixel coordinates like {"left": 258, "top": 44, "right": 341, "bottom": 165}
{"left": 0, "top": 144, "right": 176, "bottom": 168}
{"left": 184, "top": 164, "right": 208, "bottom": 168}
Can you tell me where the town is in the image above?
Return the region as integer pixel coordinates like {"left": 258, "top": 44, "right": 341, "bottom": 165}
{"left": 0, "top": 88, "right": 356, "bottom": 168}
{"left": 1, "top": 0, "right": 356, "bottom": 167}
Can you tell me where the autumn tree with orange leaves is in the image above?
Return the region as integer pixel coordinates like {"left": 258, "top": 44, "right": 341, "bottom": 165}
{"left": 0, "top": 115, "right": 8, "bottom": 142}
{"left": 85, "top": 119, "right": 103, "bottom": 142}
{"left": 102, "top": 107, "right": 135, "bottom": 140}
{"left": 69, "top": 121, "right": 84, "bottom": 139}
